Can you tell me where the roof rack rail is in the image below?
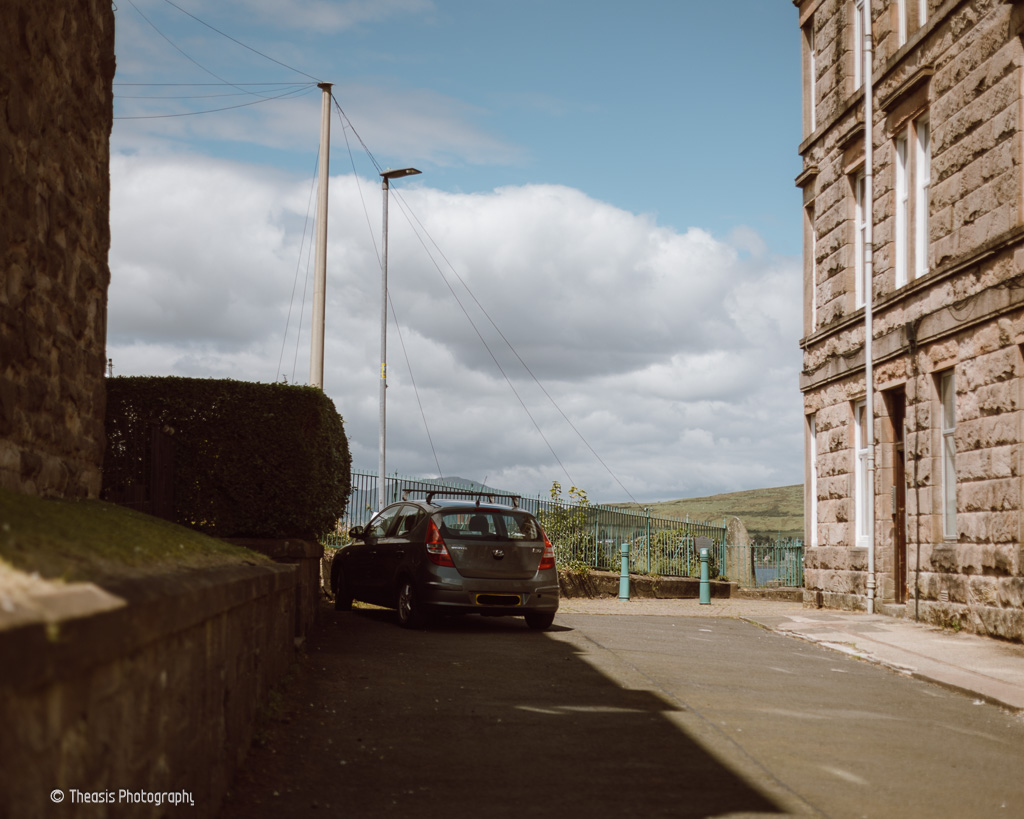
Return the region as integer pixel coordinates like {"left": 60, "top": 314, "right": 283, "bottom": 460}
{"left": 402, "top": 488, "right": 521, "bottom": 508}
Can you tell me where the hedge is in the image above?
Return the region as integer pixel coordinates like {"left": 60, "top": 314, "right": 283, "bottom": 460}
{"left": 103, "top": 377, "right": 351, "bottom": 539}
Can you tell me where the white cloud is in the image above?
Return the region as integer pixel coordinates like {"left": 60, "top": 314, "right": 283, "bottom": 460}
{"left": 108, "top": 152, "right": 803, "bottom": 503}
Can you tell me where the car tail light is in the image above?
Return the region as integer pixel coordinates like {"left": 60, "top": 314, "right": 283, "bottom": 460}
{"left": 425, "top": 519, "right": 455, "bottom": 567}
{"left": 538, "top": 532, "right": 556, "bottom": 570}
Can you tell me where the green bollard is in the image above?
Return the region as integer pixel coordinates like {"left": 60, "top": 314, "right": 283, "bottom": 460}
{"left": 699, "top": 548, "right": 711, "bottom": 605}
{"left": 619, "top": 543, "right": 630, "bottom": 601}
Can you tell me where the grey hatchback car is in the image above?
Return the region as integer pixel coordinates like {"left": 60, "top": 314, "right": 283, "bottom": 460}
{"left": 331, "top": 492, "right": 559, "bottom": 629}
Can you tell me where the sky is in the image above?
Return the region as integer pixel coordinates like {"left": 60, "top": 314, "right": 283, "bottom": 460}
{"left": 108, "top": 0, "right": 805, "bottom": 504}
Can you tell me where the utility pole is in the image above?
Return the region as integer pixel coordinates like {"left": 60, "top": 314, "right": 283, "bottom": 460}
{"left": 377, "top": 167, "right": 421, "bottom": 511}
{"left": 309, "top": 82, "right": 332, "bottom": 389}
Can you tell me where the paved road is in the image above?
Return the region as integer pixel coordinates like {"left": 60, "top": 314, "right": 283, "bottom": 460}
{"left": 220, "top": 602, "right": 1024, "bottom": 818}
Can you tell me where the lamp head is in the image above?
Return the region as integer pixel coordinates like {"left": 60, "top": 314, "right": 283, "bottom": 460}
{"left": 381, "top": 167, "right": 422, "bottom": 180}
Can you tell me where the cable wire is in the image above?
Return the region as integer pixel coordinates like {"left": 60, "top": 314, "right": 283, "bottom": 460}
{"left": 330, "top": 94, "right": 633, "bottom": 498}
{"left": 276, "top": 152, "right": 321, "bottom": 383}
{"left": 114, "top": 84, "right": 315, "bottom": 119}
{"left": 332, "top": 94, "right": 445, "bottom": 476}
{"left": 115, "top": 0, "right": 632, "bottom": 496}
{"left": 386, "top": 192, "right": 578, "bottom": 488}
{"left": 391, "top": 188, "right": 640, "bottom": 504}
{"left": 389, "top": 293, "right": 445, "bottom": 478}
{"left": 124, "top": 0, "right": 268, "bottom": 95}
{"left": 159, "top": 0, "right": 322, "bottom": 82}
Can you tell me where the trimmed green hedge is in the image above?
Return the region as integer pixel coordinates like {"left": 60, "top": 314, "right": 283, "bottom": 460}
{"left": 103, "top": 377, "right": 351, "bottom": 539}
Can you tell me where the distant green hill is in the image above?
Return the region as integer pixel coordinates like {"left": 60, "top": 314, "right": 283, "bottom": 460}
{"left": 611, "top": 485, "right": 804, "bottom": 543}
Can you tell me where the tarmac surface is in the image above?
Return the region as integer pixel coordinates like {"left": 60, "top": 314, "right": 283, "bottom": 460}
{"left": 558, "top": 596, "right": 1024, "bottom": 712}
{"left": 220, "top": 595, "right": 1024, "bottom": 817}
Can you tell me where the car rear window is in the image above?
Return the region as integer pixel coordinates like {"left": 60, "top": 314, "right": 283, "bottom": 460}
{"left": 438, "top": 511, "right": 542, "bottom": 542}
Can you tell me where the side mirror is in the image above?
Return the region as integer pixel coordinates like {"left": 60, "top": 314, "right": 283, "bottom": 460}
{"left": 348, "top": 526, "right": 365, "bottom": 540}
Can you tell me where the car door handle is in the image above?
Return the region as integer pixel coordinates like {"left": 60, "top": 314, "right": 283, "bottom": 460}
{"left": 395, "top": 550, "right": 405, "bottom": 558}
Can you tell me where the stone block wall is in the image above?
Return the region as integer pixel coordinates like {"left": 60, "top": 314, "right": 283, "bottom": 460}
{"left": 0, "top": 563, "right": 298, "bottom": 818}
{"left": 0, "top": 0, "right": 115, "bottom": 498}
{"left": 225, "top": 538, "right": 325, "bottom": 641}
{"left": 798, "top": 0, "right": 1024, "bottom": 638}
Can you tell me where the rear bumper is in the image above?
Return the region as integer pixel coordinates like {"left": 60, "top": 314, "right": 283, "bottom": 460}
{"left": 418, "top": 569, "right": 559, "bottom": 616}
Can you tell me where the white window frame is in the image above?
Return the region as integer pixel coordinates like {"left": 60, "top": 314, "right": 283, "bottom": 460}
{"left": 854, "top": 171, "right": 867, "bottom": 308}
{"left": 940, "top": 371, "right": 956, "bottom": 540}
{"left": 919, "top": 0, "right": 928, "bottom": 26}
{"left": 897, "top": 0, "right": 907, "bottom": 45}
{"left": 914, "top": 116, "right": 931, "bottom": 280}
{"left": 895, "top": 133, "right": 909, "bottom": 288}
{"left": 854, "top": 400, "right": 870, "bottom": 547}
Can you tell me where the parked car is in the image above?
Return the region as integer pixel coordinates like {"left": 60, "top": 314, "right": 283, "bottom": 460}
{"left": 331, "top": 492, "right": 559, "bottom": 629}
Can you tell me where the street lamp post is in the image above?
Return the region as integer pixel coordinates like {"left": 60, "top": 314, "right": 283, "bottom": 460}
{"left": 378, "top": 167, "right": 421, "bottom": 512}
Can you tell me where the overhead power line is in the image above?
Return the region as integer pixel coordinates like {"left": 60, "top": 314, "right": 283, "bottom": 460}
{"left": 114, "top": 84, "right": 315, "bottom": 119}
{"left": 115, "top": 0, "right": 637, "bottom": 499}
{"left": 159, "top": 0, "right": 322, "bottom": 82}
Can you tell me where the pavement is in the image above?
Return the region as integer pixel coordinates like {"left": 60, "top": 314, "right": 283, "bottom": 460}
{"left": 556, "top": 596, "right": 1024, "bottom": 712}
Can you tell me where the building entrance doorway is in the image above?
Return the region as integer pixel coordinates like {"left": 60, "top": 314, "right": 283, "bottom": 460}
{"left": 886, "top": 390, "right": 908, "bottom": 603}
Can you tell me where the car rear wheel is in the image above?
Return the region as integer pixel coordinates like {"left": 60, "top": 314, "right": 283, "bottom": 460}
{"left": 333, "top": 575, "right": 353, "bottom": 611}
{"left": 524, "top": 611, "right": 555, "bottom": 630}
{"left": 332, "top": 561, "right": 353, "bottom": 611}
{"left": 396, "top": 579, "right": 426, "bottom": 629}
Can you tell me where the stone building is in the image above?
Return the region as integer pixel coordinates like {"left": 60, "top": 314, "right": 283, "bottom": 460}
{"left": 797, "top": 0, "right": 1024, "bottom": 640}
{"left": 0, "top": 1, "right": 115, "bottom": 498}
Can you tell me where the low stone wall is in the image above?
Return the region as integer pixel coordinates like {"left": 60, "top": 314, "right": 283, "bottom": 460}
{"left": 0, "top": 562, "right": 297, "bottom": 818}
{"left": 558, "top": 569, "right": 736, "bottom": 600}
{"left": 225, "top": 538, "right": 323, "bottom": 642}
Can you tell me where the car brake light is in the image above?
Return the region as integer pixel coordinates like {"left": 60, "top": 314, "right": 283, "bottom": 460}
{"left": 426, "top": 519, "right": 455, "bottom": 567}
{"left": 538, "top": 533, "right": 556, "bottom": 570}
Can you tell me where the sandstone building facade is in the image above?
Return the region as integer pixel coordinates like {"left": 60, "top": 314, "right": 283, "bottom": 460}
{"left": 0, "top": 1, "right": 115, "bottom": 498}
{"left": 798, "top": 0, "right": 1024, "bottom": 640}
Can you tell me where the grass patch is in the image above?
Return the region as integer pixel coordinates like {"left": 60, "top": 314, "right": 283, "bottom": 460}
{"left": 611, "top": 484, "right": 804, "bottom": 542}
{"left": 0, "top": 487, "right": 269, "bottom": 585}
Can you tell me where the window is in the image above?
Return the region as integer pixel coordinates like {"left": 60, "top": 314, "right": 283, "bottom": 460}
{"left": 809, "top": 415, "right": 819, "bottom": 548}
{"left": 804, "top": 21, "right": 817, "bottom": 133}
{"left": 940, "top": 371, "right": 956, "bottom": 540}
{"left": 394, "top": 505, "right": 423, "bottom": 537}
{"left": 806, "top": 203, "right": 817, "bottom": 331}
{"left": 895, "top": 133, "right": 909, "bottom": 287}
{"left": 854, "top": 400, "right": 871, "bottom": 547}
{"left": 854, "top": 170, "right": 867, "bottom": 308}
{"left": 898, "top": 0, "right": 927, "bottom": 46}
{"left": 915, "top": 117, "right": 931, "bottom": 280}
{"left": 367, "top": 505, "right": 401, "bottom": 538}
{"left": 893, "top": 115, "right": 930, "bottom": 287}
{"left": 852, "top": 0, "right": 863, "bottom": 90}
{"left": 439, "top": 511, "right": 542, "bottom": 542}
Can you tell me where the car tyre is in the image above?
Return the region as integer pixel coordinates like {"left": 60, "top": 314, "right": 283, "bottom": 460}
{"left": 396, "top": 578, "right": 426, "bottom": 629}
{"left": 333, "top": 566, "right": 353, "bottom": 611}
{"left": 524, "top": 611, "right": 555, "bottom": 630}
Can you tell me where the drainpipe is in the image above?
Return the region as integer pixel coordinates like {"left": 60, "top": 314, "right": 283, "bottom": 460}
{"left": 857, "top": 0, "right": 877, "bottom": 613}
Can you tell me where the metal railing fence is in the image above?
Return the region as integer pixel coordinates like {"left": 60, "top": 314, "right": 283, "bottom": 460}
{"left": 326, "top": 470, "right": 802, "bottom": 587}
{"left": 729, "top": 540, "right": 805, "bottom": 588}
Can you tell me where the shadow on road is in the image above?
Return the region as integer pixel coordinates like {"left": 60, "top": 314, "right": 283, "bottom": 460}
{"left": 220, "top": 603, "right": 783, "bottom": 818}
